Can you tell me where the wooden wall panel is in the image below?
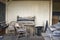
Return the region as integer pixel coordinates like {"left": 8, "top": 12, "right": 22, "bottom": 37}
{"left": 52, "top": 16, "right": 59, "bottom": 25}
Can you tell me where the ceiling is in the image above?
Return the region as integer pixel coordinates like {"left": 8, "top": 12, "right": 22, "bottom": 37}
{"left": 0, "top": 0, "right": 60, "bottom": 3}
{"left": 7, "top": 0, "right": 60, "bottom": 2}
{"left": 12, "top": 0, "right": 50, "bottom": 1}
{"left": 13, "top": 0, "right": 48, "bottom": 1}
{"left": 10, "top": 0, "right": 60, "bottom": 2}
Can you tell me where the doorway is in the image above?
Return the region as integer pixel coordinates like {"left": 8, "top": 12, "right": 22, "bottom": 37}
{"left": 52, "top": 12, "right": 60, "bottom": 25}
{"left": 52, "top": 0, "right": 60, "bottom": 25}
{"left": 0, "top": 2, "right": 6, "bottom": 22}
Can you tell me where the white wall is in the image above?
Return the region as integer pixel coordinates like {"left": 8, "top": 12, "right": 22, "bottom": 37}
{"left": 6, "top": 1, "right": 52, "bottom": 26}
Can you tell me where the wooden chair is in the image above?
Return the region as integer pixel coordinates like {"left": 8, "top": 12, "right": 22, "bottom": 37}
{"left": 14, "top": 22, "right": 27, "bottom": 38}
{"left": 7, "top": 21, "right": 16, "bottom": 35}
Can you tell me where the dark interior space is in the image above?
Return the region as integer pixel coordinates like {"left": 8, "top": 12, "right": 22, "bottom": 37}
{"left": 52, "top": 0, "right": 60, "bottom": 25}
{"left": 0, "top": 2, "right": 5, "bottom": 22}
